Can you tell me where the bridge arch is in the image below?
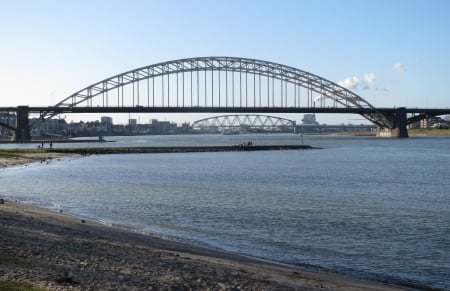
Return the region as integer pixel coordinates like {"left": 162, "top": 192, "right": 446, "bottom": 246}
{"left": 50, "top": 57, "right": 392, "bottom": 128}
{"left": 191, "top": 114, "right": 296, "bottom": 133}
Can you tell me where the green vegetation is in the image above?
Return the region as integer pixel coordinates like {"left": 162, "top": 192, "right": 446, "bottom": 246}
{"left": 0, "top": 149, "right": 49, "bottom": 159}
{"left": 409, "top": 128, "right": 450, "bottom": 136}
{"left": 0, "top": 280, "right": 44, "bottom": 291}
{"left": 0, "top": 255, "right": 28, "bottom": 267}
{"left": 0, "top": 257, "right": 41, "bottom": 291}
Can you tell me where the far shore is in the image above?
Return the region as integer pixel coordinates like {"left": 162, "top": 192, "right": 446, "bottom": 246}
{"left": 408, "top": 128, "right": 450, "bottom": 136}
{"left": 0, "top": 148, "right": 411, "bottom": 290}
{"left": 335, "top": 128, "right": 450, "bottom": 137}
{"left": 1, "top": 128, "right": 449, "bottom": 145}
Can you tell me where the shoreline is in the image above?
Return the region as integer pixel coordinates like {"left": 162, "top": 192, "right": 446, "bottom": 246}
{"left": 0, "top": 149, "right": 414, "bottom": 290}
{"left": 0, "top": 200, "right": 405, "bottom": 290}
{"left": 0, "top": 149, "right": 75, "bottom": 168}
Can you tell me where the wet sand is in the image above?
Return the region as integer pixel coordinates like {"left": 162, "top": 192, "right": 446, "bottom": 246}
{"left": 0, "top": 149, "right": 70, "bottom": 168}
{"left": 0, "top": 202, "right": 406, "bottom": 290}
{"left": 0, "top": 152, "right": 405, "bottom": 290}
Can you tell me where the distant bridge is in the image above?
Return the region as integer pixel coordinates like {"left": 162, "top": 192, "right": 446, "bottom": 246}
{"left": 191, "top": 114, "right": 296, "bottom": 133}
{"left": 1, "top": 56, "right": 449, "bottom": 140}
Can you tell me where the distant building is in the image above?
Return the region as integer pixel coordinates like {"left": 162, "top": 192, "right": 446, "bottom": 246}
{"left": 420, "top": 118, "right": 429, "bottom": 129}
{"left": 419, "top": 116, "right": 449, "bottom": 129}
{"left": 100, "top": 116, "right": 113, "bottom": 132}
{"left": 129, "top": 119, "right": 137, "bottom": 127}
{"left": 302, "top": 114, "right": 319, "bottom": 125}
{"left": 148, "top": 119, "right": 177, "bottom": 134}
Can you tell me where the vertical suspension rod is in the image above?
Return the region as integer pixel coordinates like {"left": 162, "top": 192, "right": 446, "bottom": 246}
{"left": 211, "top": 62, "right": 214, "bottom": 107}
{"left": 117, "top": 77, "right": 120, "bottom": 107}
{"left": 225, "top": 62, "right": 228, "bottom": 107}
{"left": 176, "top": 65, "right": 179, "bottom": 107}
{"left": 152, "top": 71, "right": 155, "bottom": 107}
{"left": 147, "top": 69, "right": 150, "bottom": 107}
{"left": 197, "top": 65, "right": 199, "bottom": 106}
{"left": 253, "top": 65, "right": 256, "bottom": 107}
{"left": 137, "top": 74, "right": 140, "bottom": 106}
{"left": 162, "top": 68, "right": 164, "bottom": 107}
{"left": 239, "top": 64, "right": 242, "bottom": 107}
{"left": 132, "top": 74, "right": 135, "bottom": 107}
{"left": 167, "top": 71, "right": 170, "bottom": 107}
{"left": 245, "top": 66, "right": 248, "bottom": 107}
{"left": 259, "top": 73, "right": 261, "bottom": 107}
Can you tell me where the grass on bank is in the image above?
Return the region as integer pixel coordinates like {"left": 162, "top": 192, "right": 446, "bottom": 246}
{"left": 338, "top": 128, "right": 450, "bottom": 137}
{"left": 0, "top": 149, "right": 47, "bottom": 158}
{"left": 0, "top": 280, "right": 44, "bottom": 291}
{"left": 0, "top": 256, "right": 42, "bottom": 291}
{"left": 0, "top": 255, "right": 28, "bottom": 268}
{"left": 408, "top": 128, "right": 450, "bottom": 136}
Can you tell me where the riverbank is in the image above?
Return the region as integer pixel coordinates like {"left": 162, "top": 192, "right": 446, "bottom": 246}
{"left": 335, "top": 128, "right": 450, "bottom": 137}
{"left": 0, "top": 200, "right": 405, "bottom": 291}
{"left": 0, "top": 149, "right": 71, "bottom": 168}
{"left": 408, "top": 128, "right": 450, "bottom": 136}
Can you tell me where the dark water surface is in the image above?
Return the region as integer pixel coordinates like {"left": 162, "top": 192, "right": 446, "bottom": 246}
{"left": 2, "top": 134, "right": 449, "bottom": 289}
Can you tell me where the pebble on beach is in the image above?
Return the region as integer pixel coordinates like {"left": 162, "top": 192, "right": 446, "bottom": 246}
{"left": 0, "top": 201, "right": 399, "bottom": 291}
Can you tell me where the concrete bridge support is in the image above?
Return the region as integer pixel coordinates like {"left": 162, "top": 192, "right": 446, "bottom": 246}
{"left": 12, "top": 106, "right": 31, "bottom": 141}
{"left": 376, "top": 107, "right": 409, "bottom": 138}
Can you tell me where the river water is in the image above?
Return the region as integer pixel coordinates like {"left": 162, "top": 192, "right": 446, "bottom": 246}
{"left": 1, "top": 134, "right": 449, "bottom": 289}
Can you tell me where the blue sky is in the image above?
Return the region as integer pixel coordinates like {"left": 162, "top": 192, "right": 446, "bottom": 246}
{"left": 1, "top": 0, "right": 449, "bottom": 124}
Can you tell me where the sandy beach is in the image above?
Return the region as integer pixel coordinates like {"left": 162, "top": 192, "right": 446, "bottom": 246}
{"left": 0, "top": 149, "right": 70, "bottom": 169}
{"left": 0, "top": 152, "right": 405, "bottom": 290}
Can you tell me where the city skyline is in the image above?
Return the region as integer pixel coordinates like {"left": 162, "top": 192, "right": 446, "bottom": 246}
{"left": 1, "top": 0, "right": 449, "bottom": 124}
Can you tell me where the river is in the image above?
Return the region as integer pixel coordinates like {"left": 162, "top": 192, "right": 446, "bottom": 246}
{"left": 1, "top": 134, "right": 449, "bottom": 289}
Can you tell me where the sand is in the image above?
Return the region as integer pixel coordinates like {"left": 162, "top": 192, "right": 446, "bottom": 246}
{"left": 0, "top": 202, "right": 408, "bottom": 291}
{"left": 0, "top": 154, "right": 405, "bottom": 290}
{"left": 0, "top": 150, "right": 70, "bottom": 168}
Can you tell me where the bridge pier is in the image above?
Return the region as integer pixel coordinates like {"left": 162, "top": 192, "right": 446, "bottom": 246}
{"left": 376, "top": 107, "right": 409, "bottom": 138}
{"left": 12, "top": 106, "right": 31, "bottom": 141}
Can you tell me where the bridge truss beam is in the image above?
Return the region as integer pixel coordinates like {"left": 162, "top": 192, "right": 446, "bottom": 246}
{"left": 191, "top": 114, "right": 296, "bottom": 133}
{"left": 2, "top": 106, "right": 450, "bottom": 141}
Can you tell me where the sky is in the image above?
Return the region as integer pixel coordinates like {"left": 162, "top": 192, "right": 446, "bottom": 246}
{"left": 1, "top": 0, "right": 449, "bottom": 125}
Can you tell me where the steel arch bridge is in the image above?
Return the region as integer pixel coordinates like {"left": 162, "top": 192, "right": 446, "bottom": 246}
{"left": 9, "top": 56, "right": 448, "bottom": 140}
{"left": 191, "top": 114, "right": 296, "bottom": 132}
{"left": 45, "top": 56, "right": 391, "bottom": 128}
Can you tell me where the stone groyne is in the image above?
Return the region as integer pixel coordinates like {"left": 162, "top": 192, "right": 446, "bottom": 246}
{"left": 48, "top": 145, "right": 318, "bottom": 155}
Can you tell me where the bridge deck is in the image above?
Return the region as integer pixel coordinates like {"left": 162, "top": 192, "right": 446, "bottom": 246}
{"left": 2, "top": 106, "right": 449, "bottom": 115}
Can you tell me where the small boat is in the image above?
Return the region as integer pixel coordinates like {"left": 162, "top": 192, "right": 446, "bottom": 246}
{"left": 222, "top": 130, "right": 240, "bottom": 135}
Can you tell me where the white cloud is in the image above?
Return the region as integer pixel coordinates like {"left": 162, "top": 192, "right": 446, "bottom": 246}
{"left": 338, "top": 76, "right": 359, "bottom": 89}
{"left": 339, "top": 73, "right": 377, "bottom": 91}
{"left": 393, "top": 62, "right": 404, "bottom": 72}
{"left": 364, "top": 73, "right": 375, "bottom": 84}
{"left": 362, "top": 73, "right": 375, "bottom": 89}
